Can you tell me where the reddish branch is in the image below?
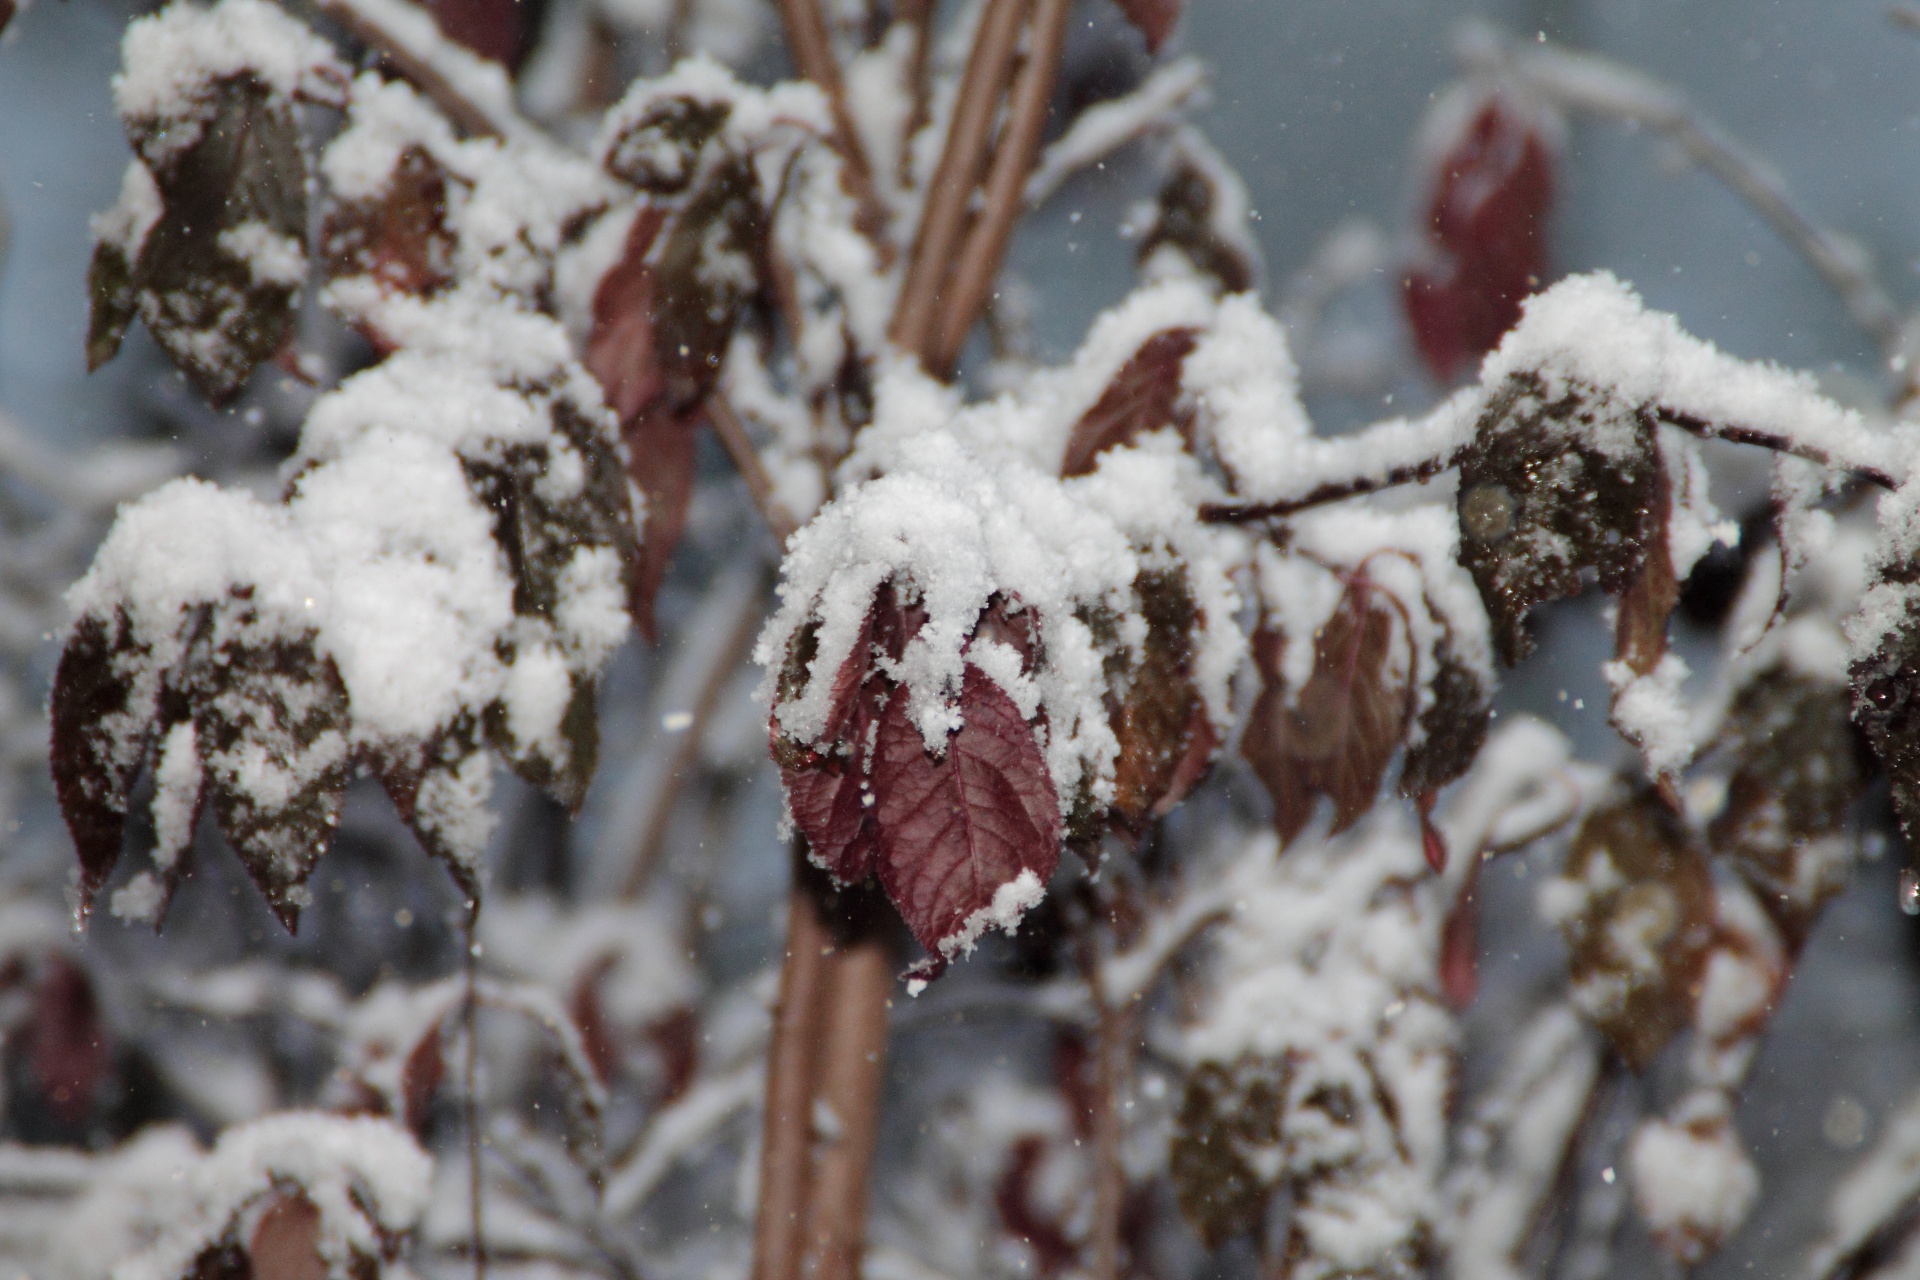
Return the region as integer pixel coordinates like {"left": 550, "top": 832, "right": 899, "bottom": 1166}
{"left": 310, "top": 0, "right": 511, "bottom": 139}
{"left": 929, "top": 0, "right": 1076, "bottom": 374}
{"left": 1088, "top": 992, "right": 1132, "bottom": 1280}
{"left": 804, "top": 916, "right": 893, "bottom": 1280}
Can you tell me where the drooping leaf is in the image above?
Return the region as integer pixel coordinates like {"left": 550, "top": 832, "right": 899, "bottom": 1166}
{"left": 1060, "top": 329, "right": 1197, "bottom": 478}
{"left": 602, "top": 97, "right": 733, "bottom": 193}
{"left": 131, "top": 75, "right": 310, "bottom": 405}
{"left": 1455, "top": 371, "right": 1660, "bottom": 665}
{"left": 1398, "top": 620, "right": 1492, "bottom": 799}
{"left": 248, "top": 1193, "right": 326, "bottom": 1280}
{"left": 1241, "top": 576, "right": 1412, "bottom": 843}
{"left": 1555, "top": 791, "right": 1714, "bottom": 1071}
{"left": 401, "top": 1022, "right": 445, "bottom": 1141}
{"left": 86, "top": 238, "right": 139, "bottom": 373}
{"left": 1108, "top": 569, "right": 1214, "bottom": 828}
{"left": 624, "top": 410, "right": 698, "bottom": 641}
{"left": 776, "top": 607, "right": 887, "bottom": 884}
{"left": 651, "top": 153, "right": 764, "bottom": 414}
{"left": 1404, "top": 88, "right": 1555, "bottom": 383}
{"left": 484, "top": 673, "right": 600, "bottom": 814}
{"left": 1169, "top": 1057, "right": 1286, "bottom": 1248}
{"left": 50, "top": 611, "right": 157, "bottom": 920}
{"left": 24, "top": 956, "right": 110, "bottom": 1129}
{"left": 1113, "top": 0, "right": 1182, "bottom": 53}
{"left": 871, "top": 666, "right": 1062, "bottom": 960}
{"left": 187, "top": 629, "right": 353, "bottom": 933}
{"left": 379, "top": 721, "right": 487, "bottom": 905}
{"left": 1713, "top": 669, "right": 1866, "bottom": 943}
{"left": 585, "top": 206, "right": 671, "bottom": 425}
{"left": 320, "top": 145, "right": 456, "bottom": 300}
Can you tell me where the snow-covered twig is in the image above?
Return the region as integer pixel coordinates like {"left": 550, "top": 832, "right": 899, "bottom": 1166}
{"left": 1023, "top": 56, "right": 1208, "bottom": 209}
{"left": 310, "top": 0, "right": 541, "bottom": 142}
{"left": 602, "top": 1063, "right": 761, "bottom": 1218}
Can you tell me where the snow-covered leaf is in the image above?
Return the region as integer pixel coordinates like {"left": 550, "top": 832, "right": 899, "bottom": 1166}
{"left": 1242, "top": 574, "right": 1412, "bottom": 843}
{"left": 873, "top": 661, "right": 1061, "bottom": 966}
{"left": 86, "top": 238, "right": 139, "bottom": 372}
{"left": 1107, "top": 569, "right": 1214, "bottom": 829}
{"left": 1455, "top": 371, "right": 1660, "bottom": 665}
{"left": 1397, "top": 621, "right": 1492, "bottom": 801}
{"left": 50, "top": 612, "right": 156, "bottom": 919}
{"left": 320, "top": 145, "right": 456, "bottom": 303}
{"left": 246, "top": 1193, "right": 325, "bottom": 1280}
{"left": 1058, "top": 329, "right": 1196, "bottom": 479}
{"left": 121, "top": 74, "right": 311, "bottom": 404}
{"left": 1550, "top": 791, "right": 1713, "bottom": 1071}
{"left": 1403, "top": 84, "right": 1556, "bottom": 383}
{"left": 1136, "top": 134, "right": 1257, "bottom": 293}
{"left": 602, "top": 96, "right": 732, "bottom": 193}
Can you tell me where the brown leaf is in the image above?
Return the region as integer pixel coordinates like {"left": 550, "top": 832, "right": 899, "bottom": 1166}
{"left": 1241, "top": 576, "right": 1412, "bottom": 843}
{"left": 1613, "top": 461, "right": 1677, "bottom": 680}
{"left": 603, "top": 97, "right": 732, "bottom": 193}
{"left": 320, "top": 145, "right": 456, "bottom": 302}
{"left": 1169, "top": 1057, "right": 1286, "bottom": 1248}
{"left": 1713, "top": 669, "right": 1866, "bottom": 944}
{"left": 646, "top": 1005, "right": 699, "bottom": 1105}
{"left": 1455, "top": 372, "right": 1660, "bottom": 665}
{"left": 871, "top": 666, "right": 1062, "bottom": 959}
{"left": 1398, "top": 621, "right": 1492, "bottom": 800}
{"left": 25, "top": 957, "right": 110, "bottom": 1129}
{"left": 1136, "top": 149, "right": 1255, "bottom": 294}
{"left": 1113, "top": 0, "right": 1182, "bottom": 53}
{"left": 50, "top": 612, "right": 154, "bottom": 921}
{"left": 86, "top": 238, "right": 138, "bottom": 373}
{"left": 401, "top": 1023, "right": 445, "bottom": 1141}
{"left": 1059, "top": 329, "right": 1196, "bottom": 478}
{"left": 248, "top": 1193, "right": 326, "bottom": 1280}
{"left": 1108, "top": 570, "right": 1213, "bottom": 828}
{"left": 184, "top": 1244, "right": 251, "bottom": 1280}
{"left": 129, "top": 76, "right": 310, "bottom": 405}
{"left": 1404, "top": 89, "right": 1555, "bottom": 383}
{"left": 1559, "top": 791, "right": 1714, "bottom": 1071}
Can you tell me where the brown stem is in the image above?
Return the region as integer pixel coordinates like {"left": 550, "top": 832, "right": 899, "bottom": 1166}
{"left": 896, "top": 0, "right": 936, "bottom": 187}
{"left": 889, "top": 0, "right": 1032, "bottom": 361}
{"left": 1658, "top": 410, "right": 1899, "bottom": 491}
{"left": 310, "top": 0, "right": 511, "bottom": 139}
{"left": 1198, "top": 450, "right": 1464, "bottom": 523}
{"left": 774, "top": 0, "right": 893, "bottom": 251}
{"left": 929, "top": 0, "right": 1074, "bottom": 375}
{"left": 803, "top": 920, "right": 893, "bottom": 1280}
{"left": 1088, "top": 990, "right": 1131, "bottom": 1280}
{"left": 752, "top": 858, "right": 839, "bottom": 1280}
{"left": 710, "top": 396, "right": 802, "bottom": 543}
{"left": 462, "top": 909, "right": 487, "bottom": 1280}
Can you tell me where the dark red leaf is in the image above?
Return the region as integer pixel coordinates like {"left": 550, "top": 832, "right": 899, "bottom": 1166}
{"left": 1403, "top": 90, "right": 1555, "bottom": 383}
{"left": 585, "top": 206, "right": 671, "bottom": 425}
{"left": 1059, "top": 329, "right": 1197, "bottom": 478}
{"left": 569, "top": 959, "right": 619, "bottom": 1086}
{"left": 248, "top": 1193, "right": 326, "bottom": 1280}
{"left": 320, "top": 145, "right": 456, "bottom": 304}
{"left": 1439, "top": 859, "right": 1479, "bottom": 1011}
{"left": 401, "top": 1022, "right": 445, "bottom": 1141}
{"left": 646, "top": 1005, "right": 700, "bottom": 1105}
{"left": 623, "top": 406, "right": 698, "bottom": 642}
{"left": 50, "top": 613, "right": 152, "bottom": 922}
{"left": 26, "top": 957, "right": 110, "bottom": 1129}
{"left": 1241, "top": 576, "right": 1412, "bottom": 843}
{"left": 1113, "top": 0, "right": 1181, "bottom": 54}
{"left": 1137, "top": 150, "right": 1256, "bottom": 294}
{"left": 1417, "top": 791, "right": 1447, "bottom": 874}
{"left": 1108, "top": 571, "right": 1214, "bottom": 829}
{"left": 872, "top": 667, "right": 1062, "bottom": 959}
{"left": 994, "top": 1136, "right": 1080, "bottom": 1276}
{"left": 603, "top": 97, "right": 732, "bottom": 193}
{"left": 430, "top": 0, "right": 534, "bottom": 69}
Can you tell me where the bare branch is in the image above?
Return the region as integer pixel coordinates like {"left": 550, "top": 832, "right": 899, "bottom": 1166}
{"left": 805, "top": 935, "right": 893, "bottom": 1280}
{"left": 772, "top": 0, "right": 894, "bottom": 250}
{"left": 890, "top": 0, "right": 1032, "bottom": 362}
{"left": 710, "top": 396, "right": 802, "bottom": 543}
{"left": 931, "top": 0, "right": 1077, "bottom": 374}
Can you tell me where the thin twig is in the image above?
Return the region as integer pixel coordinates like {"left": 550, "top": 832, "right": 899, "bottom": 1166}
{"left": 1658, "top": 410, "right": 1901, "bottom": 491}
{"left": 930, "top": 0, "right": 1075, "bottom": 374}
{"left": 1199, "top": 450, "right": 1464, "bottom": 524}
{"left": 1022, "top": 56, "right": 1208, "bottom": 210}
{"left": 890, "top": 0, "right": 1032, "bottom": 361}
{"left": 773, "top": 0, "right": 893, "bottom": 249}
{"left": 1087, "top": 970, "right": 1130, "bottom": 1280}
{"left": 710, "top": 396, "right": 802, "bottom": 542}
{"left": 463, "top": 909, "right": 488, "bottom": 1280}
{"left": 896, "top": 0, "right": 936, "bottom": 187}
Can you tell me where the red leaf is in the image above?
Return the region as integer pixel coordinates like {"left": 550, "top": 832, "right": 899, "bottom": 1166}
{"left": 872, "top": 667, "right": 1062, "bottom": 959}
{"left": 26, "top": 957, "right": 110, "bottom": 1129}
{"left": 1241, "top": 576, "right": 1413, "bottom": 842}
{"left": 623, "top": 406, "right": 698, "bottom": 641}
{"left": 401, "top": 1021, "right": 445, "bottom": 1141}
{"left": 994, "top": 1136, "right": 1080, "bottom": 1276}
{"left": 248, "top": 1193, "right": 326, "bottom": 1280}
{"left": 586, "top": 207, "right": 671, "bottom": 426}
{"left": 1439, "top": 861, "right": 1479, "bottom": 1011}
{"left": 321, "top": 146, "right": 456, "bottom": 304}
{"left": 569, "top": 959, "right": 620, "bottom": 1086}
{"left": 1404, "top": 90, "right": 1555, "bottom": 383}
{"left": 1417, "top": 791, "right": 1447, "bottom": 873}
{"left": 431, "top": 0, "right": 534, "bottom": 70}
{"left": 1059, "top": 329, "right": 1197, "bottom": 478}
{"left": 646, "top": 1005, "right": 700, "bottom": 1105}
{"left": 1113, "top": 0, "right": 1182, "bottom": 54}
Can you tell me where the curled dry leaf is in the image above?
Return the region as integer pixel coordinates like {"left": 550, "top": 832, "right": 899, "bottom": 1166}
{"left": 1712, "top": 669, "right": 1866, "bottom": 943}
{"left": 1241, "top": 574, "right": 1412, "bottom": 844}
{"left": 1455, "top": 371, "right": 1660, "bottom": 666}
{"left": 1404, "top": 86, "right": 1555, "bottom": 383}
{"left": 1059, "top": 329, "right": 1197, "bottom": 479}
{"left": 1554, "top": 791, "right": 1714, "bottom": 1071}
